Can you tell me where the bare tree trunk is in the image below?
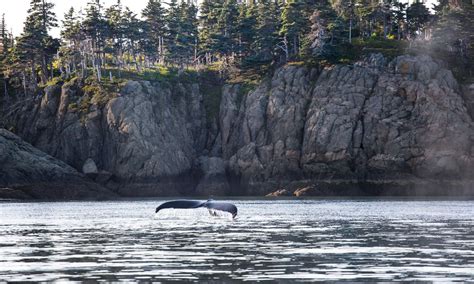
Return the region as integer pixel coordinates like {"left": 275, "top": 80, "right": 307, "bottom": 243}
{"left": 22, "top": 72, "right": 27, "bottom": 97}
{"left": 30, "top": 61, "right": 37, "bottom": 87}
{"left": 349, "top": 17, "right": 353, "bottom": 43}
{"left": 40, "top": 56, "right": 48, "bottom": 84}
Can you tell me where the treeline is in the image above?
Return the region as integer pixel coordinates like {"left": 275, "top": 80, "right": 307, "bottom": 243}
{"left": 0, "top": 0, "right": 472, "bottom": 94}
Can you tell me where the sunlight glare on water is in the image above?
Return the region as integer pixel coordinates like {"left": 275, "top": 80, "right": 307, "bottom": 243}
{"left": 0, "top": 199, "right": 473, "bottom": 281}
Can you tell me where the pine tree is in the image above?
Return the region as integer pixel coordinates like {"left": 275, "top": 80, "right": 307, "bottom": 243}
{"left": 199, "top": 0, "right": 222, "bottom": 64}
{"left": 178, "top": 2, "right": 199, "bottom": 66}
{"left": 431, "top": 0, "right": 474, "bottom": 78}
{"left": 142, "top": 0, "right": 167, "bottom": 63}
{"left": 391, "top": 0, "right": 407, "bottom": 40}
{"left": 0, "top": 14, "right": 9, "bottom": 57}
{"left": 406, "top": 1, "right": 431, "bottom": 39}
{"left": 165, "top": 0, "right": 181, "bottom": 64}
{"left": 354, "top": 0, "right": 377, "bottom": 38}
{"left": 0, "top": 14, "right": 10, "bottom": 97}
{"left": 307, "top": 0, "right": 343, "bottom": 60}
{"left": 237, "top": 3, "right": 257, "bottom": 61}
{"left": 215, "top": 0, "right": 239, "bottom": 61}
{"left": 105, "top": 0, "right": 124, "bottom": 67}
{"left": 253, "top": 0, "right": 280, "bottom": 63}
{"left": 16, "top": 0, "right": 58, "bottom": 84}
{"left": 60, "top": 7, "right": 83, "bottom": 77}
{"left": 280, "top": 0, "right": 306, "bottom": 57}
{"left": 331, "top": 0, "right": 356, "bottom": 42}
{"left": 83, "top": 0, "right": 108, "bottom": 80}
{"left": 121, "top": 7, "right": 142, "bottom": 70}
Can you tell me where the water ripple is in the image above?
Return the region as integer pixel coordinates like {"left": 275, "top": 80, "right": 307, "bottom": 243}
{"left": 0, "top": 199, "right": 473, "bottom": 281}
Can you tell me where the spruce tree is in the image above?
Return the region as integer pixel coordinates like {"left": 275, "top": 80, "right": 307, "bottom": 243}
{"left": 391, "top": 0, "right": 407, "bottom": 40}
{"left": 280, "top": 0, "right": 306, "bottom": 57}
{"left": 431, "top": 1, "right": 474, "bottom": 78}
{"left": 0, "top": 14, "right": 10, "bottom": 97}
{"left": 178, "top": 2, "right": 199, "bottom": 65}
{"left": 83, "top": 0, "right": 108, "bottom": 80}
{"left": 253, "top": 0, "right": 280, "bottom": 63}
{"left": 215, "top": 0, "right": 239, "bottom": 60}
{"left": 307, "top": 0, "right": 343, "bottom": 60}
{"left": 199, "top": 0, "right": 222, "bottom": 64}
{"left": 17, "top": 0, "right": 58, "bottom": 84}
{"left": 142, "top": 0, "right": 167, "bottom": 64}
{"left": 237, "top": 3, "right": 257, "bottom": 60}
{"left": 0, "top": 14, "right": 9, "bottom": 58}
{"left": 165, "top": 0, "right": 181, "bottom": 64}
{"left": 105, "top": 0, "right": 124, "bottom": 67}
{"left": 406, "top": 1, "right": 431, "bottom": 39}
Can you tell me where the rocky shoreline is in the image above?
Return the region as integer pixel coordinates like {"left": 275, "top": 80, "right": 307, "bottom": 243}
{"left": 1, "top": 54, "right": 474, "bottom": 199}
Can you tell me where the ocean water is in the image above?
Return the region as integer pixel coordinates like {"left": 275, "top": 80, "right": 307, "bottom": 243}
{"left": 0, "top": 199, "right": 473, "bottom": 281}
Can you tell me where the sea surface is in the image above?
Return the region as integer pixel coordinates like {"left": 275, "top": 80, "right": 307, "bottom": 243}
{"left": 0, "top": 199, "right": 473, "bottom": 282}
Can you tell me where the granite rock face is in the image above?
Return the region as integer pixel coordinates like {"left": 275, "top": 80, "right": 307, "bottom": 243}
{"left": 0, "top": 129, "right": 113, "bottom": 199}
{"left": 7, "top": 80, "right": 208, "bottom": 196}
{"left": 3, "top": 54, "right": 474, "bottom": 196}
{"left": 221, "top": 54, "right": 474, "bottom": 195}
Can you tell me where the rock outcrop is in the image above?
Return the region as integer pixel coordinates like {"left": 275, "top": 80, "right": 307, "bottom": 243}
{"left": 221, "top": 55, "right": 474, "bottom": 195}
{"left": 3, "top": 54, "right": 474, "bottom": 197}
{"left": 0, "top": 129, "right": 114, "bottom": 199}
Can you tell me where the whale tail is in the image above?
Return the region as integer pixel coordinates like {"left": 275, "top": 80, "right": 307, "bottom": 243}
{"left": 155, "top": 200, "right": 238, "bottom": 218}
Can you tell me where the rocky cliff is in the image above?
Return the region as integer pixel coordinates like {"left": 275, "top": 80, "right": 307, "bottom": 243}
{"left": 3, "top": 54, "right": 474, "bottom": 197}
{"left": 0, "top": 129, "right": 114, "bottom": 199}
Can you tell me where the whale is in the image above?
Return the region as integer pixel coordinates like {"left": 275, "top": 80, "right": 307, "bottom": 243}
{"left": 155, "top": 200, "right": 238, "bottom": 218}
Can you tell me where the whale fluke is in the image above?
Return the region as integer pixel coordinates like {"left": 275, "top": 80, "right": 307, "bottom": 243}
{"left": 155, "top": 200, "right": 238, "bottom": 218}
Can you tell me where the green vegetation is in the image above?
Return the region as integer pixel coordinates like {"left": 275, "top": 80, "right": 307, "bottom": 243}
{"left": 0, "top": 0, "right": 473, "bottom": 102}
{"left": 352, "top": 37, "right": 408, "bottom": 60}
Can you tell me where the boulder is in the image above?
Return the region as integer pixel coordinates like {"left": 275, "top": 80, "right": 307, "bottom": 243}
{"left": 266, "top": 189, "right": 292, "bottom": 197}
{"left": 82, "top": 158, "right": 98, "bottom": 176}
{"left": 294, "top": 186, "right": 319, "bottom": 197}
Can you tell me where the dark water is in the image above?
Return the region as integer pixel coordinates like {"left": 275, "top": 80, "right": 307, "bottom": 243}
{"left": 0, "top": 199, "right": 473, "bottom": 282}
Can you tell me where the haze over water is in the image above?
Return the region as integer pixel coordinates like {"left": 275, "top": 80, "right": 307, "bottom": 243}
{"left": 0, "top": 199, "right": 473, "bottom": 281}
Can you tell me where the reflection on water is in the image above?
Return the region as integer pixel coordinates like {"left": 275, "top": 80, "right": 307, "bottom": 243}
{"left": 0, "top": 199, "right": 473, "bottom": 281}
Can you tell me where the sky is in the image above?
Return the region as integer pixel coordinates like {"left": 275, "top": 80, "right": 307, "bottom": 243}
{"left": 1, "top": 0, "right": 152, "bottom": 37}
{"left": 1, "top": 0, "right": 438, "bottom": 38}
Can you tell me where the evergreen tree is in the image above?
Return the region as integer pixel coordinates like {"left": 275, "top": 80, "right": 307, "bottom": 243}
{"left": 121, "top": 7, "right": 142, "bottom": 70}
{"left": 354, "top": 0, "right": 378, "bottom": 38}
{"left": 331, "top": 0, "right": 356, "bottom": 42}
{"left": 142, "top": 0, "right": 167, "bottom": 63}
{"left": 199, "top": 0, "right": 222, "bottom": 64}
{"left": 0, "top": 14, "right": 10, "bottom": 97}
{"left": 237, "top": 3, "right": 257, "bottom": 60}
{"left": 178, "top": 2, "right": 199, "bottom": 65}
{"left": 16, "top": 0, "right": 58, "bottom": 84}
{"left": 215, "top": 0, "right": 239, "bottom": 61}
{"left": 253, "top": 0, "right": 280, "bottom": 63}
{"left": 165, "top": 0, "right": 181, "bottom": 64}
{"left": 307, "top": 0, "right": 344, "bottom": 60}
{"left": 84, "top": 0, "right": 108, "bottom": 77}
{"left": 60, "top": 7, "right": 83, "bottom": 77}
{"left": 391, "top": 0, "right": 407, "bottom": 40}
{"left": 280, "top": 0, "right": 306, "bottom": 57}
{"left": 105, "top": 0, "right": 124, "bottom": 67}
{"left": 431, "top": 0, "right": 474, "bottom": 78}
{"left": 406, "top": 1, "right": 431, "bottom": 39}
{"left": 0, "top": 14, "right": 10, "bottom": 58}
